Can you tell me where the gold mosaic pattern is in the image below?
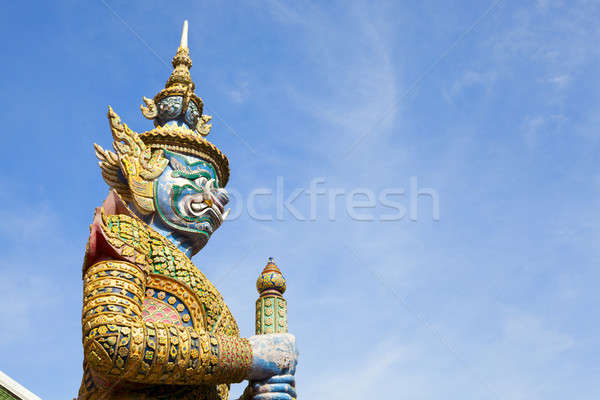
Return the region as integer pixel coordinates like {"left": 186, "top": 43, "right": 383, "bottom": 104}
{"left": 82, "top": 259, "right": 251, "bottom": 388}
{"left": 79, "top": 212, "right": 252, "bottom": 399}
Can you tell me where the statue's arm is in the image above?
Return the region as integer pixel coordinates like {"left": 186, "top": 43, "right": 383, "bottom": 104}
{"left": 82, "top": 259, "right": 253, "bottom": 385}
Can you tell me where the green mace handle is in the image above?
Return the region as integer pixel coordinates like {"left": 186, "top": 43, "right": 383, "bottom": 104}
{"left": 255, "top": 257, "right": 287, "bottom": 334}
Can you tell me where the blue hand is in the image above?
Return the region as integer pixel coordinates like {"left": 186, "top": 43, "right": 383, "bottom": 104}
{"left": 248, "top": 334, "right": 298, "bottom": 381}
{"left": 252, "top": 374, "right": 296, "bottom": 400}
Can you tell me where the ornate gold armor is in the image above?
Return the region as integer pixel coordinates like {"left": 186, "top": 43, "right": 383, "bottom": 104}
{"left": 78, "top": 192, "right": 252, "bottom": 400}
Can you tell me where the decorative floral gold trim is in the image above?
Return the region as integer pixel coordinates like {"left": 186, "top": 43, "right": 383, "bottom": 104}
{"left": 146, "top": 273, "right": 205, "bottom": 329}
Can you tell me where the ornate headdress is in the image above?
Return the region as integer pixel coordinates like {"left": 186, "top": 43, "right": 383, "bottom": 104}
{"left": 95, "top": 21, "right": 230, "bottom": 215}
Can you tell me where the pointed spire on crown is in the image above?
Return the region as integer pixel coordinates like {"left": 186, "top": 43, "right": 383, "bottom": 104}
{"left": 180, "top": 19, "right": 189, "bottom": 48}
{"left": 166, "top": 20, "right": 194, "bottom": 96}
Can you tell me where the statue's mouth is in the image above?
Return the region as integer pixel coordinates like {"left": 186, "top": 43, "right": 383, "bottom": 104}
{"left": 189, "top": 200, "right": 209, "bottom": 214}
{"left": 180, "top": 180, "right": 230, "bottom": 230}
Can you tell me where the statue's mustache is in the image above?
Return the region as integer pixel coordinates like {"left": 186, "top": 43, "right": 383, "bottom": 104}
{"left": 180, "top": 179, "right": 230, "bottom": 223}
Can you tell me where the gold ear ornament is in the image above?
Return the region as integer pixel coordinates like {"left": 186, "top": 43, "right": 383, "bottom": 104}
{"left": 105, "top": 107, "right": 168, "bottom": 214}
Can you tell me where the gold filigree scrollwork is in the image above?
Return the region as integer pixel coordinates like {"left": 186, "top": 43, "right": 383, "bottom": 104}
{"left": 103, "top": 107, "right": 168, "bottom": 214}
{"left": 140, "top": 96, "right": 158, "bottom": 119}
{"left": 94, "top": 143, "right": 133, "bottom": 204}
{"left": 196, "top": 114, "right": 212, "bottom": 137}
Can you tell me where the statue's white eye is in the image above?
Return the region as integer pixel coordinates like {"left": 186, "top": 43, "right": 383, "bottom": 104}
{"left": 195, "top": 177, "right": 208, "bottom": 189}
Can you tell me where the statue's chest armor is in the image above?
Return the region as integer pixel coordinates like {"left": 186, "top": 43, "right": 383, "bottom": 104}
{"left": 100, "top": 212, "right": 240, "bottom": 336}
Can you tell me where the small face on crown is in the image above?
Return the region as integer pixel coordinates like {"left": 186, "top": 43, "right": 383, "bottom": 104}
{"left": 156, "top": 95, "right": 201, "bottom": 130}
{"left": 153, "top": 150, "right": 230, "bottom": 252}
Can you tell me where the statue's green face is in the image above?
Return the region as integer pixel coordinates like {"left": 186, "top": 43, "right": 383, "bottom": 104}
{"left": 153, "top": 150, "right": 229, "bottom": 251}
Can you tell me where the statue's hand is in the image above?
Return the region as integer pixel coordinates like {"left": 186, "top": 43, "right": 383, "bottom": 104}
{"left": 251, "top": 374, "right": 296, "bottom": 400}
{"left": 247, "top": 333, "right": 298, "bottom": 381}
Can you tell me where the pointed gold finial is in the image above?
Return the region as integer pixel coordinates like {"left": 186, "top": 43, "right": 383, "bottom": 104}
{"left": 180, "top": 20, "right": 189, "bottom": 49}
{"left": 166, "top": 21, "right": 193, "bottom": 95}
{"left": 256, "top": 257, "right": 287, "bottom": 296}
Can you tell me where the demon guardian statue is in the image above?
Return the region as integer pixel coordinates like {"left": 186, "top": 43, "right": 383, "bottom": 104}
{"left": 78, "top": 22, "right": 297, "bottom": 400}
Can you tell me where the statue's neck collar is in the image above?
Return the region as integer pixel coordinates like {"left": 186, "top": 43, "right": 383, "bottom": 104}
{"left": 142, "top": 213, "right": 195, "bottom": 258}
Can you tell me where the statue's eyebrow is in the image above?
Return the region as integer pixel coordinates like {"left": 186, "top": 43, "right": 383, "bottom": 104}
{"left": 171, "top": 169, "right": 213, "bottom": 180}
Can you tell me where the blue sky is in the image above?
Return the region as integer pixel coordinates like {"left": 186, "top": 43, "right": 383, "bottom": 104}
{"left": 1, "top": 0, "right": 599, "bottom": 398}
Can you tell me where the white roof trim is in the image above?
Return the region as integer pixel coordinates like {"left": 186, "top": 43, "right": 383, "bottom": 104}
{"left": 0, "top": 370, "right": 42, "bottom": 400}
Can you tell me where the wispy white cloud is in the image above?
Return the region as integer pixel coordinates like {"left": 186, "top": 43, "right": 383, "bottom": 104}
{"left": 544, "top": 74, "right": 571, "bottom": 89}
{"left": 227, "top": 80, "right": 250, "bottom": 104}
{"left": 303, "top": 338, "right": 411, "bottom": 399}
{"left": 443, "top": 70, "right": 498, "bottom": 102}
{"left": 256, "top": 0, "right": 399, "bottom": 160}
{"left": 0, "top": 198, "right": 72, "bottom": 342}
{"left": 501, "top": 311, "right": 574, "bottom": 361}
{"left": 0, "top": 271, "right": 63, "bottom": 344}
